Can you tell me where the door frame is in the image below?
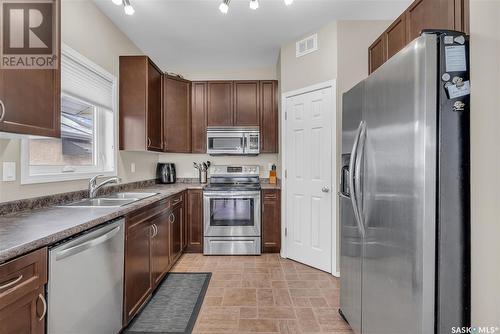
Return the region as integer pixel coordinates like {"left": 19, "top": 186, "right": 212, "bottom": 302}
{"left": 280, "top": 79, "right": 338, "bottom": 276}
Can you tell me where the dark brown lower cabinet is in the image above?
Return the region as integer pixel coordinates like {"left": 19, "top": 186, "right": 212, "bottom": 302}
{"left": 0, "top": 286, "right": 46, "bottom": 334}
{"left": 151, "top": 210, "right": 171, "bottom": 288}
{"left": 124, "top": 215, "right": 154, "bottom": 324}
{"left": 186, "top": 189, "right": 203, "bottom": 253}
{"left": 262, "top": 189, "right": 281, "bottom": 253}
{"left": 170, "top": 200, "right": 184, "bottom": 263}
{"left": 0, "top": 247, "right": 48, "bottom": 334}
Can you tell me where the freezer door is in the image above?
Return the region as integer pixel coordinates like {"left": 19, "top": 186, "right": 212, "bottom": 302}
{"left": 361, "top": 35, "right": 438, "bottom": 334}
{"left": 339, "top": 81, "right": 364, "bottom": 334}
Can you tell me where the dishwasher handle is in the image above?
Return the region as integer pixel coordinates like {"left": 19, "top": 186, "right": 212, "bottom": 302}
{"left": 55, "top": 226, "right": 121, "bottom": 261}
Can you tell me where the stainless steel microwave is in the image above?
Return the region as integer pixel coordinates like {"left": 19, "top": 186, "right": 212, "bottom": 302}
{"left": 206, "top": 127, "right": 260, "bottom": 155}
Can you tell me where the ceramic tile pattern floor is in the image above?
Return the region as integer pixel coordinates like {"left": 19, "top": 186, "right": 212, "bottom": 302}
{"left": 171, "top": 253, "right": 353, "bottom": 334}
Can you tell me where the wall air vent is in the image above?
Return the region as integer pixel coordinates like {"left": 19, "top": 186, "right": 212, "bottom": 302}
{"left": 296, "top": 34, "right": 318, "bottom": 58}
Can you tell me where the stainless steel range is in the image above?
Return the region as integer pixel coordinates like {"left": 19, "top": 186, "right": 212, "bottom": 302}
{"left": 203, "top": 165, "right": 261, "bottom": 255}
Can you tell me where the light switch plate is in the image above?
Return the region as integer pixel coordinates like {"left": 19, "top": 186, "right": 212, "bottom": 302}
{"left": 2, "top": 162, "right": 16, "bottom": 182}
{"left": 130, "top": 163, "right": 136, "bottom": 173}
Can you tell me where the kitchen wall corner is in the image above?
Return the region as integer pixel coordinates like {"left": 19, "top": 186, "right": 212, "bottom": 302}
{"left": 0, "top": 0, "right": 156, "bottom": 203}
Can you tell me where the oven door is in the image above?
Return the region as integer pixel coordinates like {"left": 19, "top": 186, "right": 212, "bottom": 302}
{"left": 207, "top": 131, "right": 245, "bottom": 155}
{"left": 204, "top": 191, "right": 261, "bottom": 237}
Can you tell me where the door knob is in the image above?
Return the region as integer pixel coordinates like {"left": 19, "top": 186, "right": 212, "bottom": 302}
{"left": 322, "top": 186, "right": 330, "bottom": 193}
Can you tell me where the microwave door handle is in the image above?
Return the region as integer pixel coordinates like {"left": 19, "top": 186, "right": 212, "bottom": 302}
{"left": 243, "top": 135, "right": 248, "bottom": 153}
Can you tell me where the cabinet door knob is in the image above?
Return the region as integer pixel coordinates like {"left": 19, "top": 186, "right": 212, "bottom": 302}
{"left": 169, "top": 213, "right": 175, "bottom": 224}
{"left": 321, "top": 186, "right": 330, "bottom": 193}
{"left": 147, "top": 137, "right": 152, "bottom": 148}
{"left": 0, "top": 100, "right": 5, "bottom": 123}
{"left": 37, "top": 293, "right": 47, "bottom": 321}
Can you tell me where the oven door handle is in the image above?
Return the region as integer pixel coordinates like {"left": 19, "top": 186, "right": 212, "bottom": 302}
{"left": 203, "top": 191, "right": 261, "bottom": 197}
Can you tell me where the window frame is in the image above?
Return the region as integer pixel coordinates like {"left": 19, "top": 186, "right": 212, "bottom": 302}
{"left": 20, "top": 45, "right": 118, "bottom": 185}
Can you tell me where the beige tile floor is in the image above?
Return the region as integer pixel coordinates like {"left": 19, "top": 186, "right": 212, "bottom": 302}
{"left": 171, "top": 253, "right": 353, "bottom": 334}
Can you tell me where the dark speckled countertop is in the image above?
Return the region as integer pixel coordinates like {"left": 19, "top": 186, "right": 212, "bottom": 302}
{"left": 0, "top": 183, "right": 203, "bottom": 264}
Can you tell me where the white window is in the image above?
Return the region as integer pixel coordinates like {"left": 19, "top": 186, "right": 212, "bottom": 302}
{"left": 21, "top": 45, "right": 117, "bottom": 184}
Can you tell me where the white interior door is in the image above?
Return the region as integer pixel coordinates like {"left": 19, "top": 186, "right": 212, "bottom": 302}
{"left": 284, "top": 85, "right": 334, "bottom": 273}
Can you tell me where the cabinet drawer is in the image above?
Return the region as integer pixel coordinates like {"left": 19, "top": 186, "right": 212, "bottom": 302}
{"left": 169, "top": 193, "right": 183, "bottom": 208}
{"left": 0, "top": 248, "right": 47, "bottom": 309}
{"left": 262, "top": 190, "right": 278, "bottom": 200}
{"left": 126, "top": 199, "right": 170, "bottom": 229}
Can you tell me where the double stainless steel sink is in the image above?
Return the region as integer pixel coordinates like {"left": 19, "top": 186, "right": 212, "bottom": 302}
{"left": 63, "top": 192, "right": 158, "bottom": 208}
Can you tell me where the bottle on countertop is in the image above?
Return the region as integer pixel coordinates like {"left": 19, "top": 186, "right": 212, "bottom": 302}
{"left": 269, "top": 164, "right": 277, "bottom": 185}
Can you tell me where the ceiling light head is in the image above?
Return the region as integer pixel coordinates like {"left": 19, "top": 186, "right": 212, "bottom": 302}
{"left": 111, "top": 0, "right": 122, "bottom": 5}
{"left": 284, "top": 0, "right": 293, "bottom": 6}
{"left": 123, "top": 0, "right": 135, "bottom": 15}
{"left": 249, "top": 0, "right": 259, "bottom": 10}
{"left": 219, "top": 0, "right": 230, "bottom": 14}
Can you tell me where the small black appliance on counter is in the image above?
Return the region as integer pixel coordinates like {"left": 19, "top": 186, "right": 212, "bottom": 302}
{"left": 156, "top": 163, "right": 176, "bottom": 184}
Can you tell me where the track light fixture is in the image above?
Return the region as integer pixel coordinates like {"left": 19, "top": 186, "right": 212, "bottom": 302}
{"left": 218, "top": 0, "right": 293, "bottom": 14}
{"left": 123, "top": 0, "right": 135, "bottom": 15}
{"left": 249, "top": 0, "right": 259, "bottom": 10}
{"left": 219, "top": 0, "right": 230, "bottom": 14}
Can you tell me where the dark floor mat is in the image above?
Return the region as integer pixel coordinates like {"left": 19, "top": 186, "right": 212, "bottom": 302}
{"left": 125, "top": 273, "right": 211, "bottom": 334}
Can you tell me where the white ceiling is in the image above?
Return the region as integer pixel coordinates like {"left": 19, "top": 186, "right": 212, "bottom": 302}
{"left": 94, "top": 0, "right": 410, "bottom": 74}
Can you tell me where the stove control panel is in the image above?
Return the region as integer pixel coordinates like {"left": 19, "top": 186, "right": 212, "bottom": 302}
{"left": 210, "top": 165, "right": 260, "bottom": 176}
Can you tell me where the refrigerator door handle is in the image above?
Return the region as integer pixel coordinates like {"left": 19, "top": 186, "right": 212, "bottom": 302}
{"left": 354, "top": 122, "right": 367, "bottom": 233}
{"left": 349, "top": 121, "right": 366, "bottom": 237}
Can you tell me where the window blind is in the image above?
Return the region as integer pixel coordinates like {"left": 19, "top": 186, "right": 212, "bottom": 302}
{"left": 61, "top": 48, "right": 115, "bottom": 111}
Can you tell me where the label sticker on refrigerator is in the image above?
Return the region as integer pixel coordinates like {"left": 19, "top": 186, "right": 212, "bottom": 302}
{"left": 442, "top": 73, "right": 451, "bottom": 82}
{"left": 444, "top": 36, "right": 454, "bottom": 44}
{"left": 447, "top": 80, "right": 470, "bottom": 99}
{"left": 445, "top": 45, "right": 467, "bottom": 72}
{"left": 454, "top": 35, "right": 466, "bottom": 45}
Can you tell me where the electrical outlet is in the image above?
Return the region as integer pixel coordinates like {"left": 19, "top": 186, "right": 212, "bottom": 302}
{"left": 130, "top": 163, "right": 136, "bottom": 173}
{"left": 2, "top": 162, "right": 16, "bottom": 182}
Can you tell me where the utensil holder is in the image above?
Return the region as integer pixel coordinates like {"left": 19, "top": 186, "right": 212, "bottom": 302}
{"left": 199, "top": 170, "right": 208, "bottom": 184}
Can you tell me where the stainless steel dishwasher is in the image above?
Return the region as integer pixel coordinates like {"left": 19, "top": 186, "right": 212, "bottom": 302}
{"left": 47, "top": 219, "right": 124, "bottom": 334}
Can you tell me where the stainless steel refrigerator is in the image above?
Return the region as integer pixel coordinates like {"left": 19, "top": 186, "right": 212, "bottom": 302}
{"left": 339, "top": 30, "right": 470, "bottom": 334}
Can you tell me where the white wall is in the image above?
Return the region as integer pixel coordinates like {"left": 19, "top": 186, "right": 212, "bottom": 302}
{"left": 279, "top": 19, "right": 390, "bottom": 272}
{"left": 0, "top": 0, "right": 158, "bottom": 202}
{"left": 280, "top": 22, "right": 338, "bottom": 93}
{"left": 469, "top": 0, "right": 500, "bottom": 326}
{"left": 181, "top": 67, "right": 277, "bottom": 81}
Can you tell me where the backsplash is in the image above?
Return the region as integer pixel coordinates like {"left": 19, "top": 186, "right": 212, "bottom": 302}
{"left": 0, "top": 178, "right": 199, "bottom": 216}
{"left": 158, "top": 153, "right": 280, "bottom": 178}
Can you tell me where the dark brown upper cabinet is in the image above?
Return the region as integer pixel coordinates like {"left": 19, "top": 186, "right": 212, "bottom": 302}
{"left": 164, "top": 75, "right": 191, "bottom": 153}
{"left": 207, "top": 81, "right": 233, "bottom": 126}
{"left": 0, "top": 0, "right": 60, "bottom": 138}
{"left": 191, "top": 82, "right": 207, "bottom": 153}
{"left": 260, "top": 81, "right": 278, "bottom": 153}
{"left": 386, "top": 14, "right": 407, "bottom": 60}
{"left": 191, "top": 80, "right": 279, "bottom": 153}
{"left": 233, "top": 81, "right": 260, "bottom": 126}
{"left": 368, "top": 36, "right": 386, "bottom": 74}
{"left": 369, "top": 0, "right": 469, "bottom": 74}
{"left": 119, "top": 56, "right": 163, "bottom": 152}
